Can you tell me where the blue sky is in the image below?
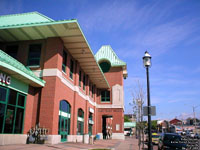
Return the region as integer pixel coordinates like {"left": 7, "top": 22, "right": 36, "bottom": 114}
{"left": 1, "top": 0, "right": 200, "bottom": 121}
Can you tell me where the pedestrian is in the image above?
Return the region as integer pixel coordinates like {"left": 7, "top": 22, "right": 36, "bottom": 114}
{"left": 103, "top": 129, "right": 107, "bottom": 139}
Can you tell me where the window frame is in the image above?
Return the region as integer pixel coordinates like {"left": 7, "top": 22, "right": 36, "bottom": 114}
{"left": 83, "top": 74, "right": 86, "bottom": 91}
{"left": 27, "top": 44, "right": 41, "bottom": 67}
{"left": 62, "top": 50, "right": 67, "bottom": 73}
{"left": 70, "top": 59, "right": 74, "bottom": 79}
{"left": 5, "top": 45, "right": 18, "bottom": 59}
{"left": 79, "top": 71, "right": 81, "bottom": 87}
{"left": 101, "top": 90, "right": 110, "bottom": 102}
{"left": 0, "top": 86, "right": 26, "bottom": 134}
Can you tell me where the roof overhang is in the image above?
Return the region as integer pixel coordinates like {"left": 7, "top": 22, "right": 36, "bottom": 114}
{"left": 0, "top": 51, "right": 45, "bottom": 87}
{"left": 0, "top": 20, "right": 109, "bottom": 88}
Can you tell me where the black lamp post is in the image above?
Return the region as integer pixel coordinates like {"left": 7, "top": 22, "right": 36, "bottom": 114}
{"left": 143, "top": 51, "right": 152, "bottom": 150}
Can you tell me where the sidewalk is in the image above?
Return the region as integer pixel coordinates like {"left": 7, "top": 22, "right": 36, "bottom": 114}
{"left": 0, "top": 137, "right": 141, "bottom": 150}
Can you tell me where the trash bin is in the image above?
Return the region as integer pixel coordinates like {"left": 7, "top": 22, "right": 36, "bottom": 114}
{"left": 96, "top": 134, "right": 100, "bottom": 140}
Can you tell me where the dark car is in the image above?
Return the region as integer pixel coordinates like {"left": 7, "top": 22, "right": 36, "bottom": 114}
{"left": 158, "top": 133, "right": 187, "bottom": 150}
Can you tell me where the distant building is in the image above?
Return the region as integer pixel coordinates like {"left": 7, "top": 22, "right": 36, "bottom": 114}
{"left": 170, "top": 118, "right": 182, "bottom": 126}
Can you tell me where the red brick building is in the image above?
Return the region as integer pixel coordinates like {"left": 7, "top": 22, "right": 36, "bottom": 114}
{"left": 0, "top": 12, "right": 127, "bottom": 145}
{"left": 170, "top": 118, "right": 182, "bottom": 126}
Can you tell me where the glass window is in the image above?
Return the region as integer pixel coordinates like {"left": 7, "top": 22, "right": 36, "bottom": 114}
{"left": 8, "top": 89, "right": 17, "bottom": 105}
{"left": 0, "top": 103, "right": 5, "bottom": 133}
{"left": 89, "top": 112, "right": 93, "bottom": 121}
{"left": 60, "top": 100, "right": 70, "bottom": 113}
{"left": 99, "top": 61, "right": 111, "bottom": 73}
{"left": 83, "top": 74, "right": 86, "bottom": 90}
{"left": 17, "top": 94, "right": 25, "bottom": 107}
{"left": 79, "top": 71, "right": 81, "bottom": 87}
{"left": 4, "top": 105, "right": 15, "bottom": 133}
{"left": 70, "top": 59, "right": 74, "bottom": 79}
{"left": 77, "top": 108, "right": 84, "bottom": 135}
{"left": 0, "top": 86, "right": 26, "bottom": 134}
{"left": 62, "top": 51, "right": 67, "bottom": 73}
{"left": 92, "top": 85, "right": 94, "bottom": 98}
{"left": 78, "top": 109, "right": 84, "bottom": 118}
{"left": 0, "top": 87, "right": 7, "bottom": 102}
{"left": 5, "top": 45, "right": 18, "bottom": 59}
{"left": 28, "top": 44, "right": 41, "bottom": 66}
{"left": 14, "top": 108, "right": 24, "bottom": 133}
{"left": 101, "top": 90, "right": 110, "bottom": 102}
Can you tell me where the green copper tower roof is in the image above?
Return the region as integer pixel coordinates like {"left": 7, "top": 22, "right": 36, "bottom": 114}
{"left": 0, "top": 49, "right": 45, "bottom": 87}
{"left": 95, "top": 45, "right": 126, "bottom": 67}
{"left": 95, "top": 45, "right": 128, "bottom": 79}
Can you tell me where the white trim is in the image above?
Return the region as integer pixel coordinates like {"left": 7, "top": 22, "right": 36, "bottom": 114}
{"left": 96, "top": 105, "right": 124, "bottom": 108}
{"left": 59, "top": 111, "right": 71, "bottom": 118}
{"left": 33, "top": 68, "right": 123, "bottom": 109}
{"left": 78, "top": 117, "right": 84, "bottom": 122}
{"left": 89, "top": 120, "right": 94, "bottom": 124}
{"left": 89, "top": 108, "right": 94, "bottom": 113}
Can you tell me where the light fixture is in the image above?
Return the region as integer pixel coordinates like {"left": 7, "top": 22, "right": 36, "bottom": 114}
{"left": 143, "top": 51, "right": 151, "bottom": 67}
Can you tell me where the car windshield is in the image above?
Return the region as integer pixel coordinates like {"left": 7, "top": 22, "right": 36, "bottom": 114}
{"left": 152, "top": 135, "right": 159, "bottom": 138}
{"left": 165, "top": 135, "right": 181, "bottom": 142}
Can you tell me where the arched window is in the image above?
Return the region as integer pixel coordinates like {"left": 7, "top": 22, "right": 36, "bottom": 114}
{"left": 77, "top": 108, "right": 84, "bottom": 135}
{"left": 60, "top": 100, "right": 70, "bottom": 113}
{"left": 99, "top": 61, "right": 111, "bottom": 73}
{"left": 59, "top": 100, "right": 71, "bottom": 142}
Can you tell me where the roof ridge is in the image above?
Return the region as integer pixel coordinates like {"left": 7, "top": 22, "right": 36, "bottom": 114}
{"left": 0, "top": 11, "right": 54, "bottom": 21}
{"left": 0, "top": 11, "right": 37, "bottom": 18}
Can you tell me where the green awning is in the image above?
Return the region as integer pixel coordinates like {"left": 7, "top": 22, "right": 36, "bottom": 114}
{"left": 0, "top": 49, "right": 45, "bottom": 87}
{"left": 124, "top": 122, "right": 136, "bottom": 128}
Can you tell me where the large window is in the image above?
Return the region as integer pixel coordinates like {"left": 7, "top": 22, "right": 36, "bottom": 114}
{"left": 0, "top": 86, "right": 26, "bottom": 134}
{"left": 62, "top": 51, "right": 67, "bottom": 73}
{"left": 27, "top": 44, "right": 41, "bottom": 66}
{"left": 83, "top": 74, "right": 86, "bottom": 91}
{"left": 101, "top": 90, "right": 110, "bottom": 102}
{"left": 77, "top": 108, "right": 84, "bottom": 135}
{"left": 79, "top": 71, "right": 81, "bottom": 87}
{"left": 5, "top": 45, "right": 18, "bottom": 59}
{"left": 70, "top": 59, "right": 74, "bottom": 79}
{"left": 99, "top": 61, "right": 111, "bottom": 73}
{"left": 88, "top": 112, "right": 93, "bottom": 136}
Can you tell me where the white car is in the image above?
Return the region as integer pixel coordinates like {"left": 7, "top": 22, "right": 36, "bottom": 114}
{"left": 190, "top": 132, "right": 195, "bottom": 138}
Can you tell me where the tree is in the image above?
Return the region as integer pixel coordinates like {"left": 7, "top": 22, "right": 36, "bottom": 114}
{"left": 130, "top": 80, "right": 146, "bottom": 150}
{"left": 124, "top": 115, "right": 131, "bottom": 122}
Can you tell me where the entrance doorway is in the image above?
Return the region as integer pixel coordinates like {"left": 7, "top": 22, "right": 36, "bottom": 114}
{"left": 102, "top": 115, "right": 113, "bottom": 139}
{"left": 59, "top": 116, "right": 70, "bottom": 142}
{"left": 59, "top": 100, "right": 71, "bottom": 142}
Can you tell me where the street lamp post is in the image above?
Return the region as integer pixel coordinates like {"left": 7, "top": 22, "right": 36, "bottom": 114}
{"left": 143, "top": 51, "right": 152, "bottom": 150}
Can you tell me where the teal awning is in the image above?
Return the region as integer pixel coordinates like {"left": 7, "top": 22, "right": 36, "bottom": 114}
{"left": 0, "top": 50, "right": 45, "bottom": 87}
{"left": 124, "top": 122, "right": 136, "bottom": 128}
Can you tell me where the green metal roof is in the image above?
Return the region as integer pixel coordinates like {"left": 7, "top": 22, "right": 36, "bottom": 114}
{"left": 95, "top": 45, "right": 126, "bottom": 67}
{"left": 0, "top": 49, "right": 45, "bottom": 87}
{"left": 0, "top": 12, "right": 54, "bottom": 28}
{"left": 0, "top": 11, "right": 110, "bottom": 88}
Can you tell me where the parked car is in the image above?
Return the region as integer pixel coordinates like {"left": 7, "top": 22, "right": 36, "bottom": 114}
{"left": 194, "top": 133, "right": 200, "bottom": 139}
{"left": 190, "top": 132, "right": 195, "bottom": 138}
{"left": 152, "top": 133, "right": 160, "bottom": 145}
{"left": 158, "top": 133, "right": 187, "bottom": 150}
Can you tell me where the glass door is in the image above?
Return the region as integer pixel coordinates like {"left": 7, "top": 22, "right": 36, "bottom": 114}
{"left": 59, "top": 116, "right": 69, "bottom": 142}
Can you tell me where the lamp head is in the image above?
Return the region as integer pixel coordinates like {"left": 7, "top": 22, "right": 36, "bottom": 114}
{"left": 143, "top": 51, "right": 151, "bottom": 67}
